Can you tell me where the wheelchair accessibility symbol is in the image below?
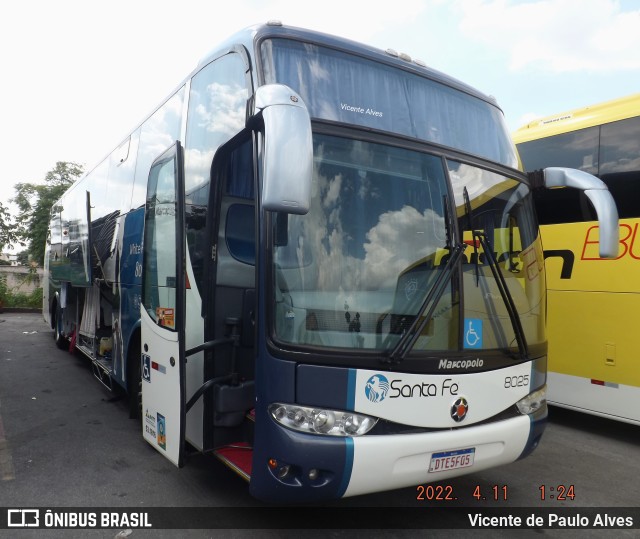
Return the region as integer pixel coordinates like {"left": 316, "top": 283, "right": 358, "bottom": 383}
{"left": 464, "top": 318, "right": 483, "bottom": 349}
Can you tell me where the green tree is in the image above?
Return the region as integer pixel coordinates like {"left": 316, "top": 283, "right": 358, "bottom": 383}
{"left": 0, "top": 200, "right": 23, "bottom": 252}
{"left": 16, "top": 251, "right": 31, "bottom": 266}
{"left": 12, "top": 161, "right": 83, "bottom": 266}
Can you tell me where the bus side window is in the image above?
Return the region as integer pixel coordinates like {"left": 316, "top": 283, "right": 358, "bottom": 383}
{"left": 600, "top": 115, "right": 640, "bottom": 219}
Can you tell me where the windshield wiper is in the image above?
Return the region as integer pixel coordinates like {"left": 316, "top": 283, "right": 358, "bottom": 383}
{"left": 383, "top": 193, "right": 465, "bottom": 364}
{"left": 463, "top": 186, "right": 528, "bottom": 359}
{"left": 383, "top": 242, "right": 466, "bottom": 364}
{"left": 473, "top": 231, "right": 528, "bottom": 359}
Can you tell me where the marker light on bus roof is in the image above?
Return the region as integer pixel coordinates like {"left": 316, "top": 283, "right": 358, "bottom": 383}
{"left": 516, "top": 385, "right": 547, "bottom": 415}
{"left": 269, "top": 403, "right": 378, "bottom": 436}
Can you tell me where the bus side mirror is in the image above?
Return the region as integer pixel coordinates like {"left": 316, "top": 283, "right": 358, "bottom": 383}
{"left": 250, "top": 84, "right": 312, "bottom": 215}
{"left": 542, "top": 167, "right": 619, "bottom": 258}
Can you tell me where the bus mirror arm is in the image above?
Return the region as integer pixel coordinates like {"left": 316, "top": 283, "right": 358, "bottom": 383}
{"left": 583, "top": 189, "right": 618, "bottom": 258}
{"left": 542, "top": 167, "right": 619, "bottom": 259}
{"left": 249, "top": 84, "right": 313, "bottom": 215}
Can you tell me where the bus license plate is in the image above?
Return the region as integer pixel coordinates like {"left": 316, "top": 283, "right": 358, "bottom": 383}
{"left": 428, "top": 448, "right": 475, "bottom": 473}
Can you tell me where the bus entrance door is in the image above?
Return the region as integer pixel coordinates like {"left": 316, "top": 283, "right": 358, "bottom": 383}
{"left": 140, "top": 142, "right": 187, "bottom": 467}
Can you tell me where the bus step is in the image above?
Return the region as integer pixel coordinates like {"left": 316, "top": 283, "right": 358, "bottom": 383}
{"left": 76, "top": 341, "right": 95, "bottom": 360}
{"left": 91, "top": 358, "right": 113, "bottom": 392}
{"left": 214, "top": 442, "right": 252, "bottom": 481}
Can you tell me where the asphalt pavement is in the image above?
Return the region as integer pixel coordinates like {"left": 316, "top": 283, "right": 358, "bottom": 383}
{"left": 1, "top": 312, "right": 638, "bottom": 538}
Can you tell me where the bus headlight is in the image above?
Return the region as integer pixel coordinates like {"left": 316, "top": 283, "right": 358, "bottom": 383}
{"left": 516, "top": 385, "right": 546, "bottom": 415}
{"left": 269, "top": 403, "right": 378, "bottom": 436}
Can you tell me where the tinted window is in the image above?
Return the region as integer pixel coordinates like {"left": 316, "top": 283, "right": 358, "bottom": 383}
{"left": 600, "top": 116, "right": 640, "bottom": 174}
{"left": 519, "top": 118, "right": 640, "bottom": 222}
{"left": 226, "top": 204, "right": 255, "bottom": 265}
{"left": 517, "top": 127, "right": 599, "bottom": 175}
{"left": 532, "top": 189, "right": 596, "bottom": 225}
{"left": 262, "top": 39, "right": 517, "bottom": 168}
{"left": 517, "top": 126, "right": 600, "bottom": 224}
{"left": 600, "top": 116, "right": 640, "bottom": 219}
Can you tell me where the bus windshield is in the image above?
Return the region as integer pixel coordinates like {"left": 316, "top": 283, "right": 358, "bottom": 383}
{"left": 271, "top": 134, "right": 545, "bottom": 358}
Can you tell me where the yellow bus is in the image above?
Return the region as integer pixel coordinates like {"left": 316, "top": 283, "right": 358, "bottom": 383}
{"left": 513, "top": 93, "right": 640, "bottom": 425}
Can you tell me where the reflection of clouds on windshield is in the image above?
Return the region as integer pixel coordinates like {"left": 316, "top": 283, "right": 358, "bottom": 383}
{"left": 363, "top": 206, "right": 443, "bottom": 287}
{"left": 323, "top": 173, "right": 342, "bottom": 208}
{"left": 358, "top": 174, "right": 376, "bottom": 200}
{"left": 296, "top": 164, "right": 444, "bottom": 297}
{"left": 306, "top": 168, "right": 350, "bottom": 292}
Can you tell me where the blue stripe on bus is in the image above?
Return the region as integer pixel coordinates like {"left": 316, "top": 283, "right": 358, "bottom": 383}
{"left": 346, "top": 368, "right": 356, "bottom": 410}
{"left": 336, "top": 370, "right": 356, "bottom": 497}
{"left": 337, "top": 437, "right": 354, "bottom": 497}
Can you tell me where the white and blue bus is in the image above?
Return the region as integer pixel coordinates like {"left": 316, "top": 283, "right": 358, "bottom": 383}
{"left": 43, "top": 22, "right": 618, "bottom": 503}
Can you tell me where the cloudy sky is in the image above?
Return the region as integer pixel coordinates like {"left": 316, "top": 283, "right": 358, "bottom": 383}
{"left": 1, "top": 0, "right": 639, "bottom": 215}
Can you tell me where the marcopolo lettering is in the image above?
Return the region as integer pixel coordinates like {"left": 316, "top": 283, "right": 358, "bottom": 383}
{"left": 438, "top": 358, "right": 484, "bottom": 370}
